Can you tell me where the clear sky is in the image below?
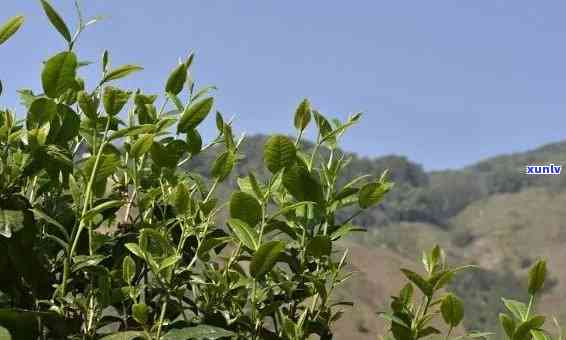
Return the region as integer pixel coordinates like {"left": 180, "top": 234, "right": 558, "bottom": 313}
{"left": 2, "top": 1, "right": 565, "bottom": 170}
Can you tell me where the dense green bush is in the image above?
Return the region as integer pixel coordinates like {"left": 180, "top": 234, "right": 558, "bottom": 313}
{"left": 0, "top": 3, "right": 563, "bottom": 340}
{"left": 0, "top": 3, "right": 392, "bottom": 339}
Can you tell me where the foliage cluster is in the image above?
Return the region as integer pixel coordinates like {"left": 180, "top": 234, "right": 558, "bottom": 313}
{"left": 379, "top": 246, "right": 563, "bottom": 340}
{"left": 0, "top": 3, "right": 563, "bottom": 340}
{"left": 0, "top": 3, "right": 392, "bottom": 339}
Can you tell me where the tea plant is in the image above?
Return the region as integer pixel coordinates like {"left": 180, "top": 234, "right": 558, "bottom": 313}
{"left": 0, "top": 2, "right": 393, "bottom": 339}
{"left": 378, "top": 246, "right": 562, "bottom": 340}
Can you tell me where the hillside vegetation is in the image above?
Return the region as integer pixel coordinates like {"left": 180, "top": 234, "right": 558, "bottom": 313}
{"left": 191, "top": 135, "right": 566, "bottom": 337}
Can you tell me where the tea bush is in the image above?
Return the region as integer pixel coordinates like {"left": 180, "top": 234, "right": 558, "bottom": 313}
{"left": 0, "top": 3, "right": 563, "bottom": 340}
{"left": 379, "top": 246, "right": 563, "bottom": 340}
{"left": 0, "top": 2, "right": 393, "bottom": 339}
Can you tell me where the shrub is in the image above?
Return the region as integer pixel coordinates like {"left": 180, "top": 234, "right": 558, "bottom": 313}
{"left": 378, "top": 246, "right": 563, "bottom": 340}
{"left": 0, "top": 3, "right": 393, "bottom": 339}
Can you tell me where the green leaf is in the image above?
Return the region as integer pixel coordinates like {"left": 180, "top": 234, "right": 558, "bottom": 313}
{"left": 132, "top": 303, "right": 148, "bottom": 325}
{"left": 223, "top": 123, "right": 235, "bottom": 150}
{"left": 178, "top": 97, "right": 214, "bottom": 133}
{"left": 528, "top": 260, "right": 547, "bottom": 295}
{"left": 83, "top": 151, "right": 121, "bottom": 182}
{"left": 237, "top": 174, "right": 265, "bottom": 200}
{"left": 77, "top": 91, "right": 99, "bottom": 119}
{"left": 139, "top": 229, "right": 174, "bottom": 259}
{"left": 165, "top": 62, "right": 187, "bottom": 95}
{"left": 125, "top": 243, "right": 144, "bottom": 258}
{"left": 27, "top": 97, "right": 58, "bottom": 129}
{"left": 162, "top": 325, "right": 235, "bottom": 340}
{"left": 100, "top": 331, "right": 146, "bottom": 340}
{"left": 306, "top": 235, "right": 332, "bottom": 259}
{"left": 229, "top": 191, "right": 262, "bottom": 227}
{"left": 150, "top": 139, "right": 187, "bottom": 168}
{"left": 0, "top": 15, "right": 24, "bottom": 46}
{"left": 263, "top": 135, "right": 296, "bottom": 173}
{"left": 109, "top": 124, "right": 155, "bottom": 141}
{"left": 103, "top": 86, "right": 131, "bottom": 115}
{"left": 71, "top": 255, "right": 107, "bottom": 272}
{"left": 122, "top": 255, "right": 136, "bottom": 284}
{"left": 282, "top": 165, "right": 323, "bottom": 204}
{"left": 329, "top": 223, "right": 364, "bottom": 241}
{"left": 173, "top": 182, "right": 190, "bottom": 214}
{"left": 294, "top": 98, "right": 311, "bottom": 131}
{"left": 250, "top": 240, "right": 285, "bottom": 278}
{"left": 186, "top": 129, "right": 202, "bottom": 155}
{"left": 216, "top": 111, "right": 224, "bottom": 131}
{"left": 500, "top": 313, "right": 516, "bottom": 338}
{"left": 531, "top": 330, "right": 548, "bottom": 340}
{"left": 211, "top": 151, "right": 235, "bottom": 181}
{"left": 29, "top": 208, "right": 69, "bottom": 240}
{"left": 130, "top": 134, "right": 154, "bottom": 158}
{"left": 82, "top": 200, "right": 122, "bottom": 223}
{"left": 227, "top": 218, "right": 259, "bottom": 251}
{"left": 313, "top": 111, "right": 334, "bottom": 143}
{"left": 100, "top": 65, "right": 143, "bottom": 85}
{"left": 358, "top": 180, "right": 393, "bottom": 209}
{"left": 159, "top": 255, "right": 181, "bottom": 271}
{"left": 513, "top": 316, "right": 546, "bottom": 340}
{"left": 55, "top": 104, "right": 80, "bottom": 144}
{"left": 40, "top": 0, "right": 71, "bottom": 43}
{"left": 502, "top": 299, "right": 528, "bottom": 321}
{"left": 400, "top": 269, "right": 432, "bottom": 296}
{"left": 440, "top": 293, "right": 464, "bottom": 327}
{"left": 42, "top": 51, "right": 78, "bottom": 99}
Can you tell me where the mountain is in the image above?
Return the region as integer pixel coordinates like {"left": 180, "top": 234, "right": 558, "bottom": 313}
{"left": 185, "top": 135, "right": 566, "bottom": 338}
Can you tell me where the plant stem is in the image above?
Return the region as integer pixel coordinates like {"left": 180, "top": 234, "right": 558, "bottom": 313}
{"left": 62, "top": 118, "right": 111, "bottom": 297}
{"left": 156, "top": 299, "right": 168, "bottom": 339}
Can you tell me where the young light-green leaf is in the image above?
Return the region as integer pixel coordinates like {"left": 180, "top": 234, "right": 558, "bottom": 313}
{"left": 40, "top": 0, "right": 72, "bottom": 43}
{"left": 250, "top": 240, "right": 285, "bottom": 279}
{"left": 42, "top": 51, "right": 77, "bottom": 98}
{"left": 211, "top": 150, "right": 235, "bottom": 181}
{"left": 528, "top": 260, "right": 547, "bottom": 295}
{"left": 227, "top": 218, "right": 259, "bottom": 251}
{"left": 122, "top": 255, "right": 136, "bottom": 284}
{"left": 173, "top": 182, "right": 190, "bottom": 214}
{"left": 502, "top": 298, "right": 528, "bottom": 321}
{"left": 100, "top": 64, "right": 143, "bottom": 85}
{"left": 177, "top": 97, "right": 214, "bottom": 133}
{"left": 264, "top": 135, "right": 296, "bottom": 173}
{"left": 358, "top": 180, "right": 393, "bottom": 209}
{"left": 0, "top": 15, "right": 24, "bottom": 46}
{"left": 293, "top": 98, "right": 311, "bottom": 131}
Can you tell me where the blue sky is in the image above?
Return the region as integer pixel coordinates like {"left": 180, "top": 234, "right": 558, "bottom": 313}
{"left": 2, "top": 1, "right": 565, "bottom": 170}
